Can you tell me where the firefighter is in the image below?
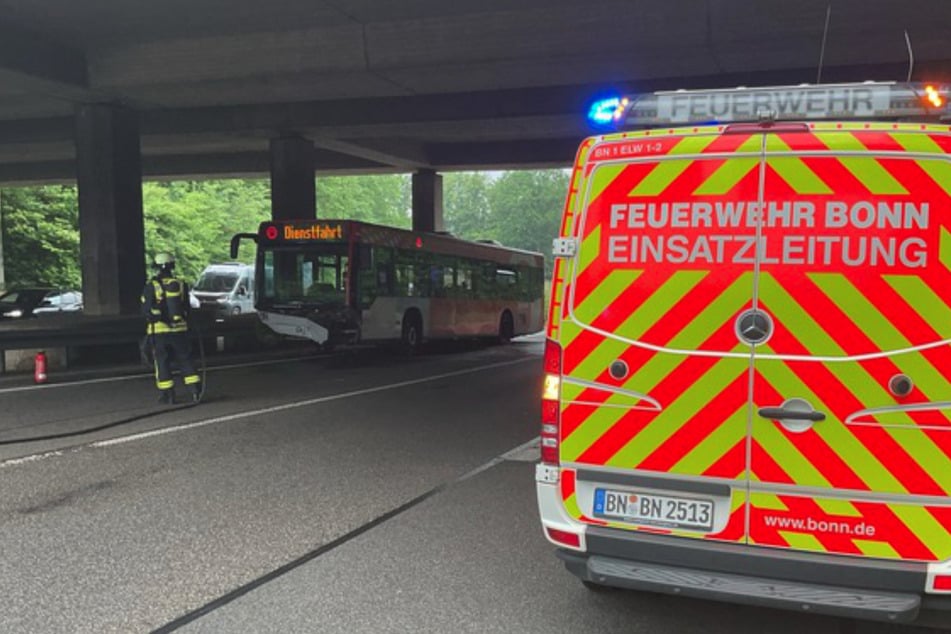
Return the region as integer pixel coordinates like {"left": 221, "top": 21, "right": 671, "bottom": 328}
{"left": 142, "top": 252, "right": 202, "bottom": 404}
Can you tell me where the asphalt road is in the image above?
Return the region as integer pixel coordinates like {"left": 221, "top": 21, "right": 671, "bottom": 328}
{"left": 0, "top": 338, "right": 942, "bottom": 633}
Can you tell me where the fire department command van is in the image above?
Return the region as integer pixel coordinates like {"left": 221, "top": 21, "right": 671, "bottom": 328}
{"left": 537, "top": 82, "right": 951, "bottom": 625}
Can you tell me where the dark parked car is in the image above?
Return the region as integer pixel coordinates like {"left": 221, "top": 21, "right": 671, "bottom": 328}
{"left": 0, "top": 288, "right": 83, "bottom": 319}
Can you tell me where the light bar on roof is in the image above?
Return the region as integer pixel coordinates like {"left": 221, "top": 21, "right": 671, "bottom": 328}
{"left": 616, "top": 82, "right": 951, "bottom": 127}
{"left": 587, "top": 96, "right": 630, "bottom": 126}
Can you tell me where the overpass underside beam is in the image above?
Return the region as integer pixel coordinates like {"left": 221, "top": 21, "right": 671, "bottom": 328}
{"left": 412, "top": 169, "right": 443, "bottom": 234}
{"left": 75, "top": 104, "right": 145, "bottom": 316}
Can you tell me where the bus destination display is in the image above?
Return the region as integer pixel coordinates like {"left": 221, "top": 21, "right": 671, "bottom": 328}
{"left": 263, "top": 222, "right": 346, "bottom": 242}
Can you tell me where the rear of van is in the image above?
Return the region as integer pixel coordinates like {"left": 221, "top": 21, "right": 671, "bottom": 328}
{"left": 537, "top": 83, "right": 951, "bottom": 624}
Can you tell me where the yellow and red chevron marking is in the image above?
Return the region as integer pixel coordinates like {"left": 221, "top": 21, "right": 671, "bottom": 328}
{"left": 554, "top": 124, "right": 951, "bottom": 560}
{"left": 553, "top": 127, "right": 758, "bottom": 337}
{"left": 558, "top": 468, "right": 607, "bottom": 527}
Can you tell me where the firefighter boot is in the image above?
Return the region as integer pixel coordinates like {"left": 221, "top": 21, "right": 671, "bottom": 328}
{"left": 190, "top": 382, "right": 203, "bottom": 403}
{"left": 158, "top": 389, "right": 176, "bottom": 405}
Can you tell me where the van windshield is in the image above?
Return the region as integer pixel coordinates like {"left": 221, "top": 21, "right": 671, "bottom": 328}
{"left": 194, "top": 272, "right": 239, "bottom": 293}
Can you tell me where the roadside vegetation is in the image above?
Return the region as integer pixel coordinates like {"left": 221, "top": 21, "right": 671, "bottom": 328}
{"left": 0, "top": 170, "right": 567, "bottom": 288}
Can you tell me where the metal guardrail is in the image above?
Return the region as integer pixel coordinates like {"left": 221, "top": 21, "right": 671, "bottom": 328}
{"left": 0, "top": 312, "right": 260, "bottom": 351}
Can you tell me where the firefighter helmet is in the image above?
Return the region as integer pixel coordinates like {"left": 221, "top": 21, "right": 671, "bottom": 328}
{"left": 153, "top": 252, "right": 175, "bottom": 268}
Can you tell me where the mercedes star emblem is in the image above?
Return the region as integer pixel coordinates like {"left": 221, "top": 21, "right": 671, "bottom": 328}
{"left": 735, "top": 308, "right": 773, "bottom": 345}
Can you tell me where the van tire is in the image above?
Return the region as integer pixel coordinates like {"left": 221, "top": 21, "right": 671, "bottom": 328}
{"left": 498, "top": 310, "right": 515, "bottom": 344}
{"left": 401, "top": 311, "right": 422, "bottom": 355}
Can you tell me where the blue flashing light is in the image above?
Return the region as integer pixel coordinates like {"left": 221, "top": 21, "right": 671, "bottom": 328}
{"left": 588, "top": 96, "right": 624, "bottom": 127}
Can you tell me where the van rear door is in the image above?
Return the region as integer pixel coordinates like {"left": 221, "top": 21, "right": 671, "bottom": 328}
{"left": 750, "top": 125, "right": 951, "bottom": 562}
{"left": 561, "top": 130, "right": 767, "bottom": 545}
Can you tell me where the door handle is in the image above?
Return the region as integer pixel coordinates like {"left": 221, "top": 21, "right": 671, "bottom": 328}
{"left": 758, "top": 407, "right": 825, "bottom": 422}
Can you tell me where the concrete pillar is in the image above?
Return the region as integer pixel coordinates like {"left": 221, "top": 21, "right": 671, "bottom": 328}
{"left": 75, "top": 103, "right": 145, "bottom": 316}
{"left": 412, "top": 169, "right": 444, "bottom": 233}
{"left": 270, "top": 135, "right": 315, "bottom": 220}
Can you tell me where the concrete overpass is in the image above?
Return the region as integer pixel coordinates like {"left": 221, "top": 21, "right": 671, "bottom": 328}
{"left": 2, "top": 0, "right": 950, "bottom": 180}
{"left": 1, "top": 0, "right": 950, "bottom": 314}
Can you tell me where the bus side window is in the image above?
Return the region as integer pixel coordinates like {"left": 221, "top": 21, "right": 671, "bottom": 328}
{"left": 359, "top": 247, "right": 386, "bottom": 309}
{"left": 443, "top": 266, "right": 455, "bottom": 296}
{"left": 379, "top": 268, "right": 392, "bottom": 292}
{"left": 497, "top": 268, "right": 517, "bottom": 299}
{"left": 480, "top": 264, "right": 495, "bottom": 299}
{"left": 457, "top": 267, "right": 472, "bottom": 292}
{"left": 396, "top": 264, "right": 416, "bottom": 297}
{"left": 430, "top": 264, "right": 443, "bottom": 297}
{"left": 415, "top": 255, "right": 432, "bottom": 298}
{"left": 374, "top": 248, "right": 394, "bottom": 294}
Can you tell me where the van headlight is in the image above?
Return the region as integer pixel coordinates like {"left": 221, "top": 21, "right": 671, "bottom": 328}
{"left": 2, "top": 309, "right": 23, "bottom": 318}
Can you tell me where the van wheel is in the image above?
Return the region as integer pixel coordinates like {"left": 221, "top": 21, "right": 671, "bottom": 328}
{"left": 498, "top": 311, "right": 515, "bottom": 344}
{"left": 401, "top": 313, "right": 422, "bottom": 355}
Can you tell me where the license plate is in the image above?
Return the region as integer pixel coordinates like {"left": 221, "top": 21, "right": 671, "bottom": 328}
{"left": 594, "top": 488, "right": 714, "bottom": 531}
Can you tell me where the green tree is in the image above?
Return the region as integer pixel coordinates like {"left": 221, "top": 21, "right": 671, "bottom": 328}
{"left": 443, "top": 172, "right": 492, "bottom": 240}
{"left": 142, "top": 179, "right": 270, "bottom": 282}
{"left": 486, "top": 170, "right": 568, "bottom": 275}
{"left": 316, "top": 174, "right": 411, "bottom": 227}
{"left": 0, "top": 186, "right": 80, "bottom": 287}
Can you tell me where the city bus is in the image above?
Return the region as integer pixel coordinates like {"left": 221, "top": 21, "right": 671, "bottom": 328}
{"left": 231, "top": 219, "right": 545, "bottom": 351}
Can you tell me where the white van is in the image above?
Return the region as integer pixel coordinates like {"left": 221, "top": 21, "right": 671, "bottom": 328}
{"left": 537, "top": 82, "right": 951, "bottom": 626}
{"left": 191, "top": 263, "right": 255, "bottom": 319}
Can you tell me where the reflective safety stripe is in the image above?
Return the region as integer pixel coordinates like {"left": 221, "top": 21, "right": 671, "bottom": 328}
{"left": 183, "top": 375, "right": 200, "bottom": 385}
{"left": 156, "top": 379, "right": 174, "bottom": 390}
{"left": 147, "top": 322, "right": 188, "bottom": 334}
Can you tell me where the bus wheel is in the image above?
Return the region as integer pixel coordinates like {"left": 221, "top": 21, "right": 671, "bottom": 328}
{"left": 401, "top": 313, "right": 422, "bottom": 355}
{"left": 498, "top": 311, "right": 515, "bottom": 344}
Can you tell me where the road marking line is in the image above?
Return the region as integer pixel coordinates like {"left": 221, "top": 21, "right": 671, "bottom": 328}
{"left": 0, "top": 450, "right": 64, "bottom": 467}
{"left": 1, "top": 357, "right": 536, "bottom": 467}
{"left": 501, "top": 437, "right": 541, "bottom": 462}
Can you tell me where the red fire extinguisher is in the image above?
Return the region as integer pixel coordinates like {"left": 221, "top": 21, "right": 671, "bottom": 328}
{"left": 34, "top": 350, "right": 48, "bottom": 384}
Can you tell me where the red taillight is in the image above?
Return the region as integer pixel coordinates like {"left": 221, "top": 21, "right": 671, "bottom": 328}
{"left": 546, "top": 527, "right": 580, "bottom": 548}
{"left": 934, "top": 575, "right": 951, "bottom": 591}
{"left": 541, "top": 338, "right": 562, "bottom": 465}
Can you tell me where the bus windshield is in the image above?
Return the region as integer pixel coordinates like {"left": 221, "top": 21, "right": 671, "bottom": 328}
{"left": 260, "top": 244, "right": 349, "bottom": 307}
